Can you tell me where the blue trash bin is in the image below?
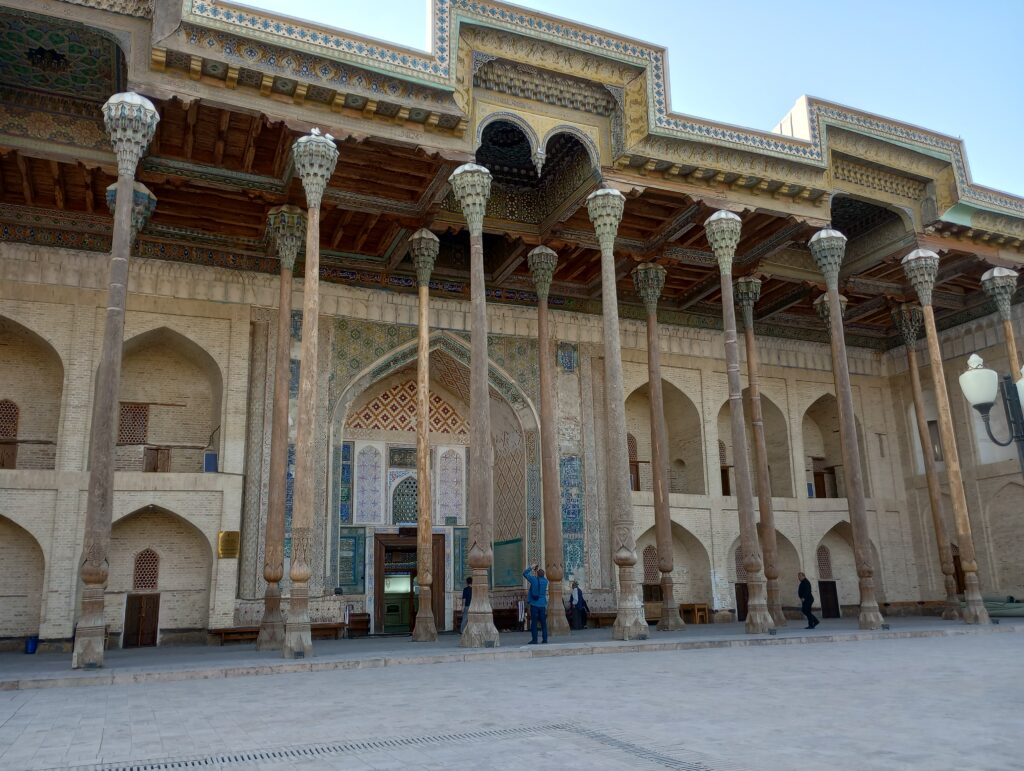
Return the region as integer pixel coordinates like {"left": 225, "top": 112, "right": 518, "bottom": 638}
{"left": 25, "top": 636, "right": 39, "bottom": 654}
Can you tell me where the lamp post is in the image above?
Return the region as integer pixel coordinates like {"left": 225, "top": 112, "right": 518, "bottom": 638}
{"left": 902, "top": 248, "right": 989, "bottom": 624}
{"left": 809, "top": 228, "right": 883, "bottom": 630}
{"left": 704, "top": 210, "right": 773, "bottom": 634}
{"left": 959, "top": 355, "right": 1024, "bottom": 477}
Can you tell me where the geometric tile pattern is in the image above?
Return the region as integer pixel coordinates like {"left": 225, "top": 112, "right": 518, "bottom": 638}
{"left": 391, "top": 476, "right": 418, "bottom": 524}
{"left": 346, "top": 380, "right": 468, "bottom": 436}
{"left": 734, "top": 547, "right": 748, "bottom": 583}
{"left": 493, "top": 430, "right": 525, "bottom": 541}
{"left": 816, "top": 545, "right": 833, "bottom": 580}
{"left": 438, "top": 448, "right": 464, "bottom": 525}
{"left": 118, "top": 402, "right": 148, "bottom": 444}
{"left": 559, "top": 454, "right": 584, "bottom": 576}
{"left": 355, "top": 445, "right": 383, "bottom": 524}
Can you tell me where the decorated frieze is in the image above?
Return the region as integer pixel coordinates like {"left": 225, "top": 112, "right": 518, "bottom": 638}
{"left": 59, "top": 0, "right": 152, "bottom": 18}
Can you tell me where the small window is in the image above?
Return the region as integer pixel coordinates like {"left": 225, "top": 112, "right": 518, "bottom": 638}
{"left": 926, "top": 420, "right": 943, "bottom": 462}
{"left": 133, "top": 548, "right": 159, "bottom": 591}
{"left": 734, "top": 548, "right": 748, "bottom": 583}
{"left": 816, "top": 545, "right": 833, "bottom": 580}
{"left": 0, "top": 399, "right": 18, "bottom": 469}
{"left": 118, "top": 403, "right": 149, "bottom": 445}
{"left": 642, "top": 545, "right": 659, "bottom": 585}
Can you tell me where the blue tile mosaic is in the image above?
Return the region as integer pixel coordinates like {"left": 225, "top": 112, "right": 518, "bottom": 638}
{"left": 557, "top": 342, "right": 578, "bottom": 373}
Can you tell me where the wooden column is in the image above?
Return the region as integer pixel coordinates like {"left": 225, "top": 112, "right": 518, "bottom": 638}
{"left": 734, "top": 276, "right": 785, "bottom": 627}
{"left": 808, "top": 239, "right": 884, "bottom": 631}
{"left": 981, "top": 267, "right": 1021, "bottom": 376}
{"left": 588, "top": 189, "right": 647, "bottom": 640}
{"left": 891, "top": 304, "right": 960, "bottom": 621}
{"left": 411, "top": 228, "right": 439, "bottom": 641}
{"left": 257, "top": 205, "right": 305, "bottom": 650}
{"left": 632, "top": 262, "right": 684, "bottom": 631}
{"left": 283, "top": 129, "right": 339, "bottom": 659}
{"left": 902, "top": 249, "right": 989, "bottom": 624}
{"left": 450, "top": 164, "right": 500, "bottom": 648}
{"left": 705, "top": 211, "right": 774, "bottom": 634}
{"left": 528, "top": 245, "right": 570, "bottom": 636}
{"left": 73, "top": 93, "right": 159, "bottom": 669}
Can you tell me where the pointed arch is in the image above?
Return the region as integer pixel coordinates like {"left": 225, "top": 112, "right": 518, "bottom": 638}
{"left": 986, "top": 481, "right": 1024, "bottom": 597}
{"left": 0, "top": 515, "right": 45, "bottom": 637}
{"left": 541, "top": 125, "right": 601, "bottom": 170}
{"left": 475, "top": 111, "right": 540, "bottom": 157}
{"left": 636, "top": 522, "right": 712, "bottom": 605}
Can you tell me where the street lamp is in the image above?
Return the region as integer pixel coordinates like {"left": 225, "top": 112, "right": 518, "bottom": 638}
{"left": 958, "top": 354, "right": 1024, "bottom": 475}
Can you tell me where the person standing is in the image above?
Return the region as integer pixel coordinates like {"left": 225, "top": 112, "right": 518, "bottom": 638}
{"left": 524, "top": 564, "right": 548, "bottom": 644}
{"left": 460, "top": 577, "right": 472, "bottom": 634}
{"left": 569, "top": 580, "right": 589, "bottom": 630}
{"left": 798, "top": 572, "right": 819, "bottom": 629}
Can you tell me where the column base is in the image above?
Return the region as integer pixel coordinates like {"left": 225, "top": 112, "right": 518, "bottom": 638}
{"left": 713, "top": 610, "right": 735, "bottom": 624}
{"left": 656, "top": 576, "right": 684, "bottom": 631}
{"left": 766, "top": 577, "right": 787, "bottom": 627}
{"left": 411, "top": 586, "right": 438, "bottom": 642}
{"left": 941, "top": 575, "right": 962, "bottom": 621}
{"left": 460, "top": 569, "right": 500, "bottom": 648}
{"left": 71, "top": 586, "right": 106, "bottom": 669}
{"left": 256, "top": 583, "right": 284, "bottom": 651}
{"left": 743, "top": 579, "right": 775, "bottom": 634}
{"left": 612, "top": 572, "right": 648, "bottom": 640}
{"left": 962, "top": 575, "right": 990, "bottom": 625}
{"left": 283, "top": 584, "right": 312, "bottom": 659}
{"left": 856, "top": 577, "right": 884, "bottom": 630}
{"left": 547, "top": 586, "right": 570, "bottom": 636}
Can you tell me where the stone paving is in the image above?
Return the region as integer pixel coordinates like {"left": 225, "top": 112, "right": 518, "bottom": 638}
{"left": 0, "top": 620, "right": 1020, "bottom": 770}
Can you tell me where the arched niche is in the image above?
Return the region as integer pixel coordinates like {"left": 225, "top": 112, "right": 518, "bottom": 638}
{"left": 624, "top": 380, "right": 705, "bottom": 495}
{"left": 108, "top": 505, "right": 212, "bottom": 644}
{"left": 717, "top": 390, "right": 794, "bottom": 498}
{"left": 0, "top": 515, "right": 45, "bottom": 638}
{"left": 815, "top": 520, "right": 884, "bottom": 607}
{"left": 987, "top": 482, "right": 1024, "bottom": 597}
{"left": 802, "top": 393, "right": 871, "bottom": 499}
{"left": 636, "top": 522, "right": 712, "bottom": 605}
{"left": 117, "top": 328, "right": 224, "bottom": 472}
{"left": 0, "top": 315, "right": 65, "bottom": 470}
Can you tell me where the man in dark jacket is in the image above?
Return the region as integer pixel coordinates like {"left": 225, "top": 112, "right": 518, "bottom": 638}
{"left": 460, "top": 577, "right": 472, "bottom": 633}
{"left": 798, "top": 572, "right": 819, "bottom": 629}
{"left": 524, "top": 564, "right": 548, "bottom": 644}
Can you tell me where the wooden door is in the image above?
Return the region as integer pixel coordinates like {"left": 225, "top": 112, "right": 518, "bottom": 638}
{"left": 818, "top": 580, "right": 840, "bottom": 619}
{"left": 721, "top": 467, "right": 731, "bottom": 496}
{"left": 813, "top": 471, "right": 826, "bottom": 498}
{"left": 375, "top": 532, "right": 446, "bottom": 633}
{"left": 952, "top": 555, "right": 966, "bottom": 594}
{"left": 735, "top": 583, "right": 749, "bottom": 622}
{"left": 123, "top": 593, "right": 159, "bottom": 648}
{"left": 0, "top": 443, "right": 16, "bottom": 469}
{"left": 431, "top": 533, "right": 445, "bottom": 630}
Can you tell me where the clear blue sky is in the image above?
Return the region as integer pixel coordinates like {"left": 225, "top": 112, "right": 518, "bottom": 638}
{"left": 240, "top": 0, "right": 1023, "bottom": 197}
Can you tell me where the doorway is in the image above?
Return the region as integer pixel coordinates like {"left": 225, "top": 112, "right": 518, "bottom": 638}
{"left": 374, "top": 532, "right": 445, "bottom": 634}
{"left": 734, "top": 582, "right": 749, "bottom": 622}
{"left": 817, "top": 580, "right": 841, "bottom": 619}
{"left": 123, "top": 593, "right": 159, "bottom": 647}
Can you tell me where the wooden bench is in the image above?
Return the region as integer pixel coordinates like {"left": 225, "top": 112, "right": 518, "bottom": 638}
{"left": 586, "top": 611, "right": 617, "bottom": 628}
{"left": 453, "top": 608, "right": 524, "bottom": 632}
{"left": 344, "top": 613, "right": 370, "bottom": 638}
{"left": 210, "top": 621, "right": 355, "bottom": 645}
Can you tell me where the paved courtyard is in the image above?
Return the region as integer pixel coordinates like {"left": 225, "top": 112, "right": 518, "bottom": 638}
{"left": 0, "top": 626, "right": 1020, "bottom": 770}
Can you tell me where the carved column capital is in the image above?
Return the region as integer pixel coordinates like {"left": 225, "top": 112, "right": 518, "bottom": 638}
{"left": 901, "top": 248, "right": 940, "bottom": 307}
{"left": 410, "top": 228, "right": 440, "bottom": 286}
{"left": 632, "top": 262, "right": 666, "bottom": 315}
{"left": 102, "top": 92, "right": 159, "bottom": 177}
{"left": 267, "top": 205, "right": 306, "bottom": 271}
{"left": 891, "top": 303, "right": 924, "bottom": 349}
{"left": 734, "top": 275, "right": 762, "bottom": 328}
{"left": 808, "top": 228, "right": 848, "bottom": 290}
{"left": 705, "top": 210, "right": 742, "bottom": 275}
{"left": 981, "top": 266, "right": 1019, "bottom": 321}
{"left": 105, "top": 181, "right": 157, "bottom": 241}
{"left": 292, "top": 129, "right": 339, "bottom": 209}
{"left": 813, "top": 292, "right": 848, "bottom": 330}
{"left": 527, "top": 245, "right": 558, "bottom": 300}
{"left": 449, "top": 163, "right": 492, "bottom": 234}
{"left": 586, "top": 188, "right": 625, "bottom": 253}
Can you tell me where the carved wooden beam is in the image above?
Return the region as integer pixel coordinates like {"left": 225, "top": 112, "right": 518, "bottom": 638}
{"left": 754, "top": 283, "right": 813, "bottom": 320}
{"left": 491, "top": 237, "right": 528, "bottom": 284}
{"left": 674, "top": 272, "right": 720, "bottom": 310}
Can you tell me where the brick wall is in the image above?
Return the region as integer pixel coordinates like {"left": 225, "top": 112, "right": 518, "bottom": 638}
{"left": 0, "top": 317, "right": 62, "bottom": 470}
{"left": 0, "top": 516, "right": 44, "bottom": 637}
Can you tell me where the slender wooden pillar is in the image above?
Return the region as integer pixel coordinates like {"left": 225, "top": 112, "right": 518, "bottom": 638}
{"left": 527, "top": 246, "right": 570, "bottom": 636}
{"left": 411, "top": 228, "right": 440, "bottom": 641}
{"left": 73, "top": 93, "right": 159, "bottom": 669}
{"left": 891, "top": 304, "right": 960, "bottom": 621}
{"left": 283, "top": 129, "right": 339, "bottom": 659}
{"left": 902, "top": 249, "right": 989, "bottom": 624}
{"left": 632, "top": 262, "right": 684, "bottom": 631}
{"left": 705, "top": 211, "right": 774, "bottom": 633}
{"left": 807, "top": 233, "right": 884, "bottom": 631}
{"left": 734, "top": 276, "right": 785, "bottom": 627}
{"left": 981, "top": 267, "right": 1021, "bottom": 376}
{"left": 257, "top": 205, "right": 306, "bottom": 650}
{"left": 587, "top": 189, "right": 647, "bottom": 640}
{"left": 450, "top": 164, "right": 500, "bottom": 648}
